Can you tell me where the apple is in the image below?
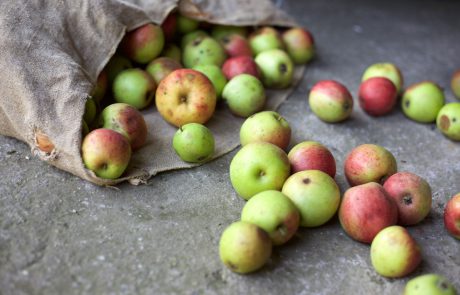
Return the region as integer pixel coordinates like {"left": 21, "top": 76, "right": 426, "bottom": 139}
{"left": 172, "top": 123, "right": 215, "bottom": 163}
{"left": 222, "top": 56, "right": 261, "bottom": 80}
{"left": 99, "top": 103, "right": 148, "bottom": 150}
{"left": 219, "top": 221, "right": 272, "bottom": 274}
{"left": 288, "top": 141, "right": 336, "bottom": 178}
{"left": 146, "top": 57, "right": 182, "bottom": 85}
{"left": 308, "top": 80, "right": 354, "bottom": 123}
{"left": 281, "top": 27, "right": 315, "bottom": 64}
{"left": 182, "top": 36, "right": 227, "bottom": 68}
{"left": 282, "top": 170, "right": 340, "bottom": 227}
{"left": 160, "top": 44, "right": 182, "bottom": 63}
{"left": 451, "top": 70, "right": 460, "bottom": 99}
{"left": 120, "top": 23, "right": 165, "bottom": 64}
{"left": 155, "top": 69, "right": 216, "bottom": 127}
{"left": 255, "top": 49, "right": 294, "bottom": 89}
{"left": 344, "top": 143, "right": 397, "bottom": 186}
{"left": 339, "top": 182, "right": 398, "bottom": 243}
{"left": 444, "top": 193, "right": 460, "bottom": 239}
{"left": 193, "top": 64, "right": 227, "bottom": 98}
{"left": 180, "top": 30, "right": 208, "bottom": 49}
{"left": 359, "top": 77, "right": 398, "bottom": 116}
{"left": 82, "top": 120, "right": 90, "bottom": 137}
{"left": 211, "top": 25, "right": 248, "bottom": 42}
{"left": 84, "top": 98, "right": 97, "bottom": 125}
{"left": 229, "top": 142, "right": 290, "bottom": 200}
{"left": 104, "top": 54, "right": 133, "bottom": 85}
{"left": 404, "top": 274, "right": 457, "bottom": 295}
{"left": 239, "top": 111, "right": 291, "bottom": 150}
{"left": 241, "top": 190, "right": 300, "bottom": 246}
{"left": 249, "top": 27, "right": 284, "bottom": 56}
{"left": 81, "top": 128, "right": 131, "bottom": 179}
{"left": 402, "top": 81, "right": 445, "bottom": 123}
{"left": 222, "top": 74, "right": 266, "bottom": 117}
{"left": 161, "top": 12, "right": 177, "bottom": 42}
{"left": 383, "top": 172, "right": 432, "bottom": 225}
{"left": 362, "top": 63, "right": 404, "bottom": 93}
{"left": 113, "top": 68, "right": 156, "bottom": 110}
{"left": 371, "top": 225, "right": 421, "bottom": 278}
{"left": 219, "top": 34, "right": 252, "bottom": 57}
{"left": 436, "top": 102, "right": 460, "bottom": 141}
{"left": 90, "top": 70, "right": 108, "bottom": 103}
{"left": 176, "top": 14, "right": 199, "bottom": 34}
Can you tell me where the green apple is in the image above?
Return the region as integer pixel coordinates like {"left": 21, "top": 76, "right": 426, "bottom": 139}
{"left": 362, "top": 63, "right": 404, "bottom": 93}
{"left": 211, "top": 25, "right": 248, "bottom": 42}
{"left": 82, "top": 120, "right": 90, "bottom": 137}
{"left": 113, "top": 68, "right": 156, "bottom": 110}
{"left": 104, "top": 54, "right": 133, "bottom": 85}
{"left": 182, "top": 36, "right": 227, "bottom": 68}
{"left": 84, "top": 98, "right": 97, "bottom": 125}
{"left": 230, "top": 142, "right": 290, "bottom": 200}
{"left": 436, "top": 102, "right": 460, "bottom": 141}
{"left": 120, "top": 23, "right": 164, "bottom": 64}
{"left": 181, "top": 30, "right": 209, "bottom": 49}
{"left": 172, "top": 123, "right": 215, "bottom": 163}
{"left": 404, "top": 274, "right": 457, "bottom": 295}
{"left": 222, "top": 74, "right": 266, "bottom": 117}
{"left": 402, "top": 81, "right": 445, "bottom": 123}
{"left": 193, "top": 64, "right": 227, "bottom": 99}
{"left": 451, "top": 70, "right": 460, "bottom": 99}
{"left": 255, "top": 49, "right": 294, "bottom": 89}
{"left": 249, "top": 27, "right": 284, "bottom": 56}
{"left": 282, "top": 170, "right": 340, "bottom": 227}
{"left": 281, "top": 27, "right": 315, "bottom": 64}
{"left": 176, "top": 14, "right": 199, "bottom": 34}
{"left": 146, "top": 57, "right": 182, "bottom": 85}
{"left": 160, "top": 44, "right": 182, "bottom": 64}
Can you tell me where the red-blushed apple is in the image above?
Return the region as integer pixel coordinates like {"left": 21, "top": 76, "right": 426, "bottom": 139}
{"left": 120, "top": 23, "right": 165, "bottom": 64}
{"left": 281, "top": 27, "right": 315, "bottom": 64}
{"left": 362, "top": 63, "right": 404, "bottom": 94}
{"left": 222, "top": 56, "right": 260, "bottom": 80}
{"left": 155, "top": 69, "right": 216, "bottom": 127}
{"left": 370, "top": 225, "right": 422, "bottom": 278}
{"left": 172, "top": 123, "right": 215, "bottom": 163}
{"left": 344, "top": 143, "right": 397, "bottom": 186}
{"left": 176, "top": 14, "right": 199, "bottom": 34}
{"left": 99, "top": 103, "right": 148, "bottom": 150}
{"left": 359, "top": 77, "right": 398, "bottom": 116}
{"left": 229, "top": 142, "right": 290, "bottom": 200}
{"left": 219, "top": 221, "right": 272, "bottom": 274}
{"left": 383, "top": 172, "right": 432, "bottom": 225}
{"left": 339, "top": 182, "right": 398, "bottom": 243}
{"left": 241, "top": 190, "right": 300, "bottom": 246}
{"left": 282, "top": 170, "right": 340, "bottom": 227}
{"left": 180, "top": 30, "right": 209, "bottom": 49}
{"left": 146, "top": 57, "right": 182, "bottom": 85}
{"left": 436, "top": 102, "right": 460, "bottom": 141}
{"left": 288, "top": 141, "right": 336, "bottom": 178}
{"left": 308, "top": 80, "right": 353, "bottom": 123}
{"left": 113, "top": 68, "right": 156, "bottom": 110}
{"left": 451, "top": 70, "right": 460, "bottom": 99}
{"left": 81, "top": 128, "right": 131, "bottom": 179}
{"left": 161, "top": 12, "right": 177, "bottom": 42}
{"left": 402, "top": 81, "right": 445, "bottom": 123}
{"left": 211, "top": 25, "right": 248, "bottom": 42}
{"left": 222, "top": 74, "right": 266, "bottom": 118}
{"left": 90, "top": 70, "right": 108, "bottom": 103}
{"left": 444, "top": 193, "right": 460, "bottom": 239}
{"left": 193, "top": 64, "right": 227, "bottom": 99}
{"left": 104, "top": 54, "right": 133, "bottom": 86}
{"left": 182, "top": 36, "right": 226, "bottom": 68}
{"left": 160, "top": 44, "right": 182, "bottom": 64}
{"left": 239, "top": 111, "right": 291, "bottom": 150}
{"left": 404, "top": 274, "right": 457, "bottom": 295}
{"left": 255, "top": 49, "right": 294, "bottom": 89}
{"left": 220, "top": 34, "right": 252, "bottom": 58}
{"left": 249, "top": 27, "right": 284, "bottom": 56}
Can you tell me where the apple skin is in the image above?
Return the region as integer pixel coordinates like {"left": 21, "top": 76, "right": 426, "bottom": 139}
{"left": 84, "top": 98, "right": 97, "bottom": 125}
{"left": 229, "top": 142, "right": 290, "bottom": 200}
{"left": 172, "top": 123, "right": 215, "bottom": 163}
{"left": 211, "top": 25, "right": 248, "bottom": 42}
{"left": 193, "top": 64, "right": 227, "bottom": 99}
{"left": 104, "top": 54, "right": 133, "bottom": 86}
{"left": 402, "top": 81, "right": 445, "bottom": 123}
{"left": 82, "top": 120, "right": 90, "bottom": 137}
{"left": 90, "top": 70, "right": 108, "bottom": 103}
{"left": 222, "top": 56, "right": 261, "bottom": 81}
{"left": 362, "top": 63, "right": 404, "bottom": 94}
{"left": 436, "top": 102, "right": 460, "bottom": 141}
{"left": 249, "top": 27, "right": 284, "bottom": 56}
{"left": 146, "top": 57, "right": 182, "bottom": 85}
{"left": 81, "top": 128, "right": 131, "bottom": 179}
{"left": 120, "top": 23, "right": 165, "bottom": 64}
{"left": 219, "top": 221, "right": 272, "bottom": 274}
{"left": 359, "top": 77, "right": 398, "bottom": 116}
{"left": 155, "top": 69, "right": 216, "bottom": 127}
{"left": 308, "top": 80, "right": 353, "bottom": 123}
{"left": 383, "top": 172, "right": 432, "bottom": 225}
{"left": 222, "top": 74, "right": 266, "bottom": 118}
{"left": 281, "top": 27, "right": 315, "bottom": 64}
{"left": 161, "top": 12, "right": 177, "bottom": 42}
{"left": 239, "top": 111, "right": 291, "bottom": 150}
{"left": 220, "top": 34, "right": 253, "bottom": 58}
{"left": 182, "top": 36, "right": 227, "bottom": 68}
{"left": 288, "top": 141, "right": 336, "bottom": 178}
{"left": 113, "top": 68, "right": 156, "bottom": 110}
{"left": 180, "top": 30, "right": 208, "bottom": 49}
{"left": 451, "top": 70, "right": 460, "bottom": 100}
{"left": 370, "top": 225, "right": 422, "bottom": 278}
{"left": 282, "top": 170, "right": 340, "bottom": 227}
{"left": 241, "top": 190, "right": 300, "bottom": 246}
{"left": 255, "top": 49, "right": 294, "bottom": 89}
{"left": 176, "top": 14, "right": 199, "bottom": 34}
{"left": 344, "top": 143, "right": 397, "bottom": 186}
{"left": 160, "top": 44, "right": 182, "bottom": 64}
{"left": 99, "top": 103, "right": 148, "bottom": 150}
{"left": 444, "top": 193, "right": 460, "bottom": 239}
{"left": 339, "top": 182, "right": 398, "bottom": 243}
{"left": 404, "top": 274, "right": 457, "bottom": 295}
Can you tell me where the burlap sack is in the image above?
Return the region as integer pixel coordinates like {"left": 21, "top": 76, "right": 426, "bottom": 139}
{"left": 0, "top": 0, "right": 304, "bottom": 185}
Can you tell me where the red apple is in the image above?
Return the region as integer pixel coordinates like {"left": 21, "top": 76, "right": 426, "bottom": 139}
{"left": 222, "top": 56, "right": 260, "bottom": 80}
{"left": 220, "top": 34, "right": 252, "bottom": 57}
{"left": 161, "top": 12, "right": 177, "bottom": 42}
{"left": 359, "top": 77, "right": 398, "bottom": 116}
{"left": 90, "top": 70, "right": 108, "bottom": 103}
{"left": 288, "top": 141, "right": 336, "bottom": 178}
{"left": 120, "top": 23, "right": 165, "bottom": 64}
{"left": 444, "top": 193, "right": 460, "bottom": 239}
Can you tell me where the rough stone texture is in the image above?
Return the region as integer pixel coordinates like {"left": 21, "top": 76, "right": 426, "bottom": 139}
{"left": 1, "top": 0, "right": 460, "bottom": 294}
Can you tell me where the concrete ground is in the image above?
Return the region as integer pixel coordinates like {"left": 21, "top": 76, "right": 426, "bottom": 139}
{"left": 1, "top": 0, "right": 460, "bottom": 294}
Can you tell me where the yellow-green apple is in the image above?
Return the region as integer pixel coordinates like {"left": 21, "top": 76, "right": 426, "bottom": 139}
{"left": 146, "top": 57, "right": 182, "bottom": 85}
{"left": 182, "top": 36, "right": 226, "bottom": 68}
{"left": 436, "top": 102, "right": 460, "bottom": 141}
{"left": 222, "top": 56, "right": 261, "bottom": 80}
{"left": 249, "top": 27, "right": 284, "bottom": 56}
{"left": 99, "top": 103, "right": 147, "bottom": 150}
{"left": 180, "top": 30, "right": 208, "bottom": 49}
{"left": 444, "top": 193, "right": 460, "bottom": 239}
{"left": 383, "top": 172, "right": 432, "bottom": 225}
{"left": 241, "top": 190, "right": 300, "bottom": 246}
{"left": 211, "top": 25, "right": 248, "bottom": 42}
{"left": 451, "top": 70, "right": 460, "bottom": 99}
{"left": 359, "top": 77, "right": 398, "bottom": 116}
{"left": 281, "top": 27, "right": 315, "bottom": 64}
{"left": 155, "top": 69, "right": 216, "bottom": 127}
{"left": 288, "top": 141, "right": 336, "bottom": 178}
{"left": 370, "top": 225, "right": 421, "bottom": 278}
{"left": 172, "top": 123, "right": 214, "bottom": 163}
{"left": 255, "top": 49, "right": 294, "bottom": 89}
{"left": 404, "top": 274, "right": 457, "bottom": 295}
{"left": 113, "top": 68, "right": 156, "bottom": 110}
{"left": 120, "top": 23, "right": 165, "bottom": 64}
{"left": 104, "top": 54, "right": 133, "bottom": 86}
{"left": 362, "top": 63, "right": 404, "bottom": 93}
{"left": 229, "top": 142, "right": 290, "bottom": 200}
{"left": 402, "top": 81, "right": 445, "bottom": 123}
{"left": 308, "top": 80, "right": 353, "bottom": 123}
{"left": 161, "top": 12, "right": 177, "bottom": 42}
{"left": 344, "top": 143, "right": 397, "bottom": 186}
{"left": 176, "top": 14, "right": 199, "bottom": 34}
{"left": 339, "top": 182, "right": 398, "bottom": 243}
{"left": 90, "top": 70, "right": 108, "bottom": 103}
{"left": 239, "top": 111, "right": 291, "bottom": 150}
{"left": 219, "top": 221, "right": 272, "bottom": 274}
{"left": 222, "top": 74, "right": 266, "bottom": 117}
{"left": 81, "top": 128, "right": 131, "bottom": 179}
{"left": 193, "top": 64, "right": 227, "bottom": 99}
{"left": 220, "top": 34, "right": 252, "bottom": 57}
{"left": 282, "top": 170, "right": 340, "bottom": 227}
{"left": 84, "top": 98, "right": 97, "bottom": 125}
{"left": 160, "top": 44, "right": 182, "bottom": 63}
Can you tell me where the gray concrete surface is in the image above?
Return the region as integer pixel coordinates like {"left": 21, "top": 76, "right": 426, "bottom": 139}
{"left": 1, "top": 0, "right": 460, "bottom": 294}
